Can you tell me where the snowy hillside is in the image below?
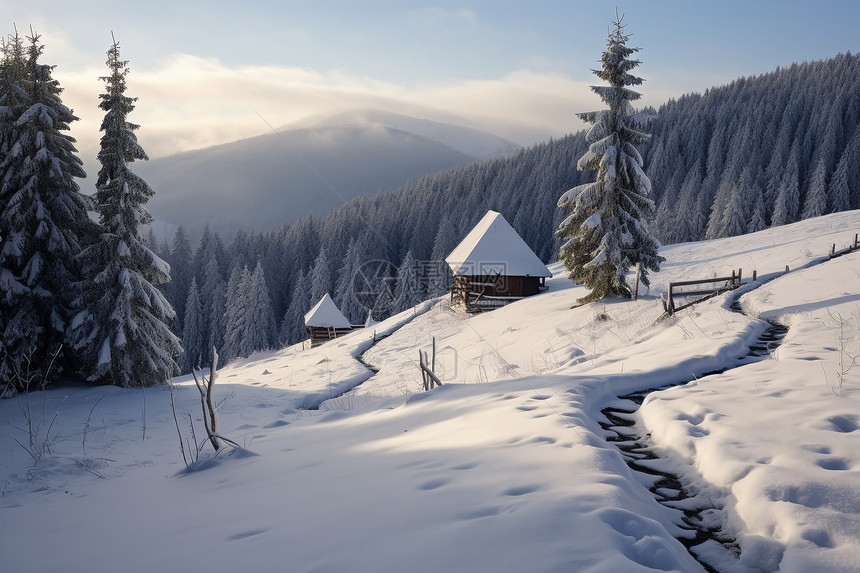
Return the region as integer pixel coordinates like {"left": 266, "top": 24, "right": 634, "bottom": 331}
{"left": 1, "top": 211, "right": 859, "bottom": 572}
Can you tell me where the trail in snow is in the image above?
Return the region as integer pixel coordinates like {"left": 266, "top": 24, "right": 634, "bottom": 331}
{"left": 596, "top": 246, "right": 849, "bottom": 571}
{"left": 599, "top": 316, "right": 789, "bottom": 571}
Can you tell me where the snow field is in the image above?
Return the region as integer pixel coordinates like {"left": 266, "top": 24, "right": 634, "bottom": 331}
{"left": 1, "top": 211, "right": 859, "bottom": 572}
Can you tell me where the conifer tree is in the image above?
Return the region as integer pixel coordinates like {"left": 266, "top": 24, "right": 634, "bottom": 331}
{"left": 280, "top": 270, "right": 310, "bottom": 345}
{"left": 201, "top": 253, "right": 226, "bottom": 363}
{"left": 827, "top": 133, "right": 857, "bottom": 213}
{"left": 168, "top": 225, "right": 192, "bottom": 333}
{"left": 557, "top": 15, "right": 663, "bottom": 303}
{"left": 239, "top": 261, "right": 276, "bottom": 356}
{"left": 309, "top": 248, "right": 332, "bottom": 304}
{"left": 0, "top": 31, "right": 98, "bottom": 392}
{"left": 393, "top": 250, "right": 422, "bottom": 313}
{"left": 222, "top": 265, "right": 250, "bottom": 360}
{"left": 334, "top": 236, "right": 366, "bottom": 324}
{"left": 70, "top": 37, "right": 180, "bottom": 387}
{"left": 180, "top": 278, "right": 205, "bottom": 373}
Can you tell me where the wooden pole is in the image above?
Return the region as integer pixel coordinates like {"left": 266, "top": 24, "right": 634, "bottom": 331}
{"left": 419, "top": 351, "right": 428, "bottom": 391}
{"left": 633, "top": 262, "right": 641, "bottom": 300}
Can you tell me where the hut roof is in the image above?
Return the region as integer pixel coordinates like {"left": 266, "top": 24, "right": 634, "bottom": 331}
{"left": 304, "top": 293, "right": 352, "bottom": 328}
{"left": 445, "top": 210, "right": 553, "bottom": 278}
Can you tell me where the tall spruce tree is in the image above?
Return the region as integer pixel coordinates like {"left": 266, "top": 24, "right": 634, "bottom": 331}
{"left": 180, "top": 278, "right": 205, "bottom": 373}
{"left": 239, "top": 261, "right": 276, "bottom": 356}
{"left": 69, "top": 37, "right": 180, "bottom": 387}
{"left": 0, "top": 31, "right": 97, "bottom": 393}
{"left": 557, "top": 16, "right": 663, "bottom": 303}
{"left": 222, "top": 264, "right": 250, "bottom": 360}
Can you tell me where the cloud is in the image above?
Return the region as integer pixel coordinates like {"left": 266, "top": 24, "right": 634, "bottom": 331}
{"left": 54, "top": 53, "right": 666, "bottom": 180}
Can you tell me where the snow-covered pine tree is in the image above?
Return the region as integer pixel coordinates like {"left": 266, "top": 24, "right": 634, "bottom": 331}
{"left": 309, "top": 248, "right": 332, "bottom": 305}
{"left": 556, "top": 15, "right": 663, "bottom": 303}
{"left": 69, "top": 37, "right": 180, "bottom": 387}
{"left": 238, "top": 261, "right": 276, "bottom": 356}
{"left": 201, "top": 253, "right": 226, "bottom": 363}
{"left": 801, "top": 157, "right": 829, "bottom": 219}
{"left": 828, "top": 130, "right": 859, "bottom": 213}
{"left": 333, "top": 236, "right": 366, "bottom": 325}
{"left": 222, "top": 264, "right": 250, "bottom": 360}
{"left": 393, "top": 250, "right": 422, "bottom": 313}
{"left": 0, "top": 31, "right": 98, "bottom": 393}
{"left": 181, "top": 278, "right": 205, "bottom": 373}
{"left": 168, "top": 225, "right": 192, "bottom": 333}
{"left": 280, "top": 269, "right": 310, "bottom": 345}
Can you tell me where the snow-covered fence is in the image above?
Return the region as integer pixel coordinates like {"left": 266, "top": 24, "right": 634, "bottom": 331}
{"left": 829, "top": 233, "right": 859, "bottom": 259}
{"left": 664, "top": 269, "right": 748, "bottom": 316}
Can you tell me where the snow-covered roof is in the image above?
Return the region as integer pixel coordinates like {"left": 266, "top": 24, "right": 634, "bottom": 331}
{"left": 446, "top": 211, "right": 553, "bottom": 278}
{"left": 304, "top": 293, "right": 352, "bottom": 328}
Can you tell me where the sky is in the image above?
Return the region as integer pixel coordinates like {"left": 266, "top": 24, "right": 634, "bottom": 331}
{"left": 3, "top": 0, "right": 859, "bottom": 182}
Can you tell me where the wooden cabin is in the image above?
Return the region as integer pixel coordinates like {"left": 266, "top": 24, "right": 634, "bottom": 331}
{"left": 304, "top": 293, "right": 353, "bottom": 347}
{"left": 445, "top": 210, "right": 552, "bottom": 311}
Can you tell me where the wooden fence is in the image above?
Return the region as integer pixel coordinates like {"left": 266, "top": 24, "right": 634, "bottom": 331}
{"left": 663, "top": 268, "right": 750, "bottom": 316}
{"left": 830, "top": 233, "right": 859, "bottom": 258}
{"left": 664, "top": 231, "right": 858, "bottom": 316}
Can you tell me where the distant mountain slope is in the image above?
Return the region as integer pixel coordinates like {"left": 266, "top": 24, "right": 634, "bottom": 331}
{"left": 303, "top": 109, "right": 521, "bottom": 160}
{"left": 138, "top": 112, "right": 519, "bottom": 241}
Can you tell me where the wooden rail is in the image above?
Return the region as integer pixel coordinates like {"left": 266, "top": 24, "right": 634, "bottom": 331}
{"left": 664, "top": 268, "right": 749, "bottom": 315}
{"left": 830, "top": 233, "right": 859, "bottom": 258}
{"left": 664, "top": 231, "right": 857, "bottom": 317}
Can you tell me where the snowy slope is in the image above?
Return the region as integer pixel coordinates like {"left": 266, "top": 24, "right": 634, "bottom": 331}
{"left": 1, "top": 211, "right": 858, "bottom": 573}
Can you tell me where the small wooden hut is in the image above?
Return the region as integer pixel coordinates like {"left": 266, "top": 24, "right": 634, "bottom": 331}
{"left": 304, "top": 293, "right": 353, "bottom": 347}
{"left": 446, "top": 210, "right": 552, "bottom": 311}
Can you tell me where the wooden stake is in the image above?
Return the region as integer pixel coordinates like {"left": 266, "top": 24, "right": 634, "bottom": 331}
{"left": 633, "top": 262, "right": 641, "bottom": 300}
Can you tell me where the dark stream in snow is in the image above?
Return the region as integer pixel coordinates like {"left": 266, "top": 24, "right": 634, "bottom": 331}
{"left": 599, "top": 296, "right": 789, "bottom": 573}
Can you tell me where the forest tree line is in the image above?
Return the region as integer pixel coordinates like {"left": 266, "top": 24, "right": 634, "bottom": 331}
{"left": 155, "top": 52, "right": 860, "bottom": 372}
{"left": 2, "top": 28, "right": 859, "bottom": 389}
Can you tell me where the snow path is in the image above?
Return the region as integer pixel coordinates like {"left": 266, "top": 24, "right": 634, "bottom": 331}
{"left": 0, "top": 212, "right": 858, "bottom": 573}
{"left": 598, "top": 292, "right": 791, "bottom": 572}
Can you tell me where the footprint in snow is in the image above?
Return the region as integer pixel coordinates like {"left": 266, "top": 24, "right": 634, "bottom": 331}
{"left": 451, "top": 462, "right": 479, "bottom": 471}
{"left": 826, "top": 415, "right": 858, "bottom": 433}
{"left": 457, "top": 507, "right": 501, "bottom": 520}
{"left": 228, "top": 529, "right": 266, "bottom": 541}
{"left": 502, "top": 484, "right": 539, "bottom": 496}
{"left": 816, "top": 457, "right": 850, "bottom": 471}
{"left": 418, "top": 478, "right": 449, "bottom": 491}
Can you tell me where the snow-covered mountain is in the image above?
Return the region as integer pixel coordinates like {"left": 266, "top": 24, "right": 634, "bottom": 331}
{"left": 137, "top": 111, "right": 519, "bottom": 242}
{"left": 2, "top": 211, "right": 859, "bottom": 572}
{"left": 300, "top": 109, "right": 521, "bottom": 160}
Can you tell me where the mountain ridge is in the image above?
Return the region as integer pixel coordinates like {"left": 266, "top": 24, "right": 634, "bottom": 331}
{"left": 138, "top": 110, "right": 520, "bottom": 242}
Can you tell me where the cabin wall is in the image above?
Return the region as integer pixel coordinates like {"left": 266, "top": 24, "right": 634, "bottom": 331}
{"left": 453, "top": 275, "right": 544, "bottom": 300}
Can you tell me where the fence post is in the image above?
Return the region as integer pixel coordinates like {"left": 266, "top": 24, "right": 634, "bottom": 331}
{"left": 752, "top": 269, "right": 757, "bottom": 281}
{"left": 832, "top": 243, "right": 836, "bottom": 256}
{"left": 668, "top": 286, "right": 674, "bottom": 315}
{"left": 633, "top": 262, "right": 641, "bottom": 300}
{"left": 785, "top": 265, "right": 790, "bottom": 274}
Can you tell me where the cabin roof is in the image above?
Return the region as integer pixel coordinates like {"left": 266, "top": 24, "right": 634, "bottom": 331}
{"left": 304, "top": 293, "right": 352, "bottom": 328}
{"left": 445, "top": 210, "right": 553, "bottom": 278}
